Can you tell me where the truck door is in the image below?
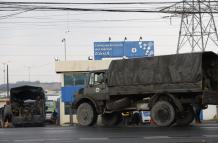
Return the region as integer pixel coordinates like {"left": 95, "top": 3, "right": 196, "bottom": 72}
{"left": 85, "top": 72, "right": 108, "bottom": 100}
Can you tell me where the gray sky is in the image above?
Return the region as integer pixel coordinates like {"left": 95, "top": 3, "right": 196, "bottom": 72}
{"left": 0, "top": 0, "right": 217, "bottom": 83}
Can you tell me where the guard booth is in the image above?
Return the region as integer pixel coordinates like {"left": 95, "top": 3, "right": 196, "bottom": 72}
{"left": 55, "top": 60, "right": 111, "bottom": 125}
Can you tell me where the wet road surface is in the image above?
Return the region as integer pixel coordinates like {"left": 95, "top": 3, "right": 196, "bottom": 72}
{"left": 0, "top": 123, "right": 218, "bottom": 143}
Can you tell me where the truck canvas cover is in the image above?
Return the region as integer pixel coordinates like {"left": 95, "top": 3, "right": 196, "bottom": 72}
{"left": 10, "top": 85, "right": 45, "bottom": 101}
{"left": 10, "top": 85, "right": 45, "bottom": 125}
{"left": 107, "top": 52, "right": 218, "bottom": 93}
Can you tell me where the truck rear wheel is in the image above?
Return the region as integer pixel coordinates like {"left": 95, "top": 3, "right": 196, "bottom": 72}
{"left": 77, "top": 103, "right": 97, "bottom": 126}
{"left": 176, "top": 104, "right": 194, "bottom": 126}
{"left": 151, "top": 101, "right": 175, "bottom": 127}
{"left": 102, "top": 112, "right": 122, "bottom": 127}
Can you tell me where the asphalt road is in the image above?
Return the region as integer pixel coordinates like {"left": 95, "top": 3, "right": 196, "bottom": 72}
{"left": 0, "top": 123, "right": 218, "bottom": 143}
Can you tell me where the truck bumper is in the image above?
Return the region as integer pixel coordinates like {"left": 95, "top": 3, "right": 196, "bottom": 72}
{"left": 202, "top": 90, "right": 218, "bottom": 105}
{"left": 12, "top": 115, "right": 45, "bottom": 125}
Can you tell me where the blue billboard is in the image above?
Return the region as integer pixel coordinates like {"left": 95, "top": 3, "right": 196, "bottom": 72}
{"left": 94, "top": 41, "right": 154, "bottom": 60}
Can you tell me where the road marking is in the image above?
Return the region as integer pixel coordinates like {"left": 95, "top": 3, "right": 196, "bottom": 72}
{"left": 46, "top": 139, "right": 73, "bottom": 142}
{"left": 14, "top": 139, "right": 77, "bottom": 142}
{"left": 79, "top": 137, "right": 109, "bottom": 141}
{"left": 0, "top": 140, "right": 9, "bottom": 142}
{"left": 200, "top": 126, "right": 218, "bottom": 129}
{"left": 14, "top": 138, "right": 75, "bottom": 142}
{"left": 144, "top": 135, "right": 218, "bottom": 140}
{"left": 53, "top": 141, "right": 72, "bottom": 143}
{"left": 144, "top": 136, "right": 171, "bottom": 139}
{"left": 203, "top": 135, "right": 218, "bottom": 138}
{"left": 14, "top": 139, "right": 44, "bottom": 142}
{"left": 44, "top": 130, "right": 72, "bottom": 133}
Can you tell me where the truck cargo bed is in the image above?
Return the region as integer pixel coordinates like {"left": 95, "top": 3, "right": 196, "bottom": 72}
{"left": 107, "top": 52, "right": 218, "bottom": 97}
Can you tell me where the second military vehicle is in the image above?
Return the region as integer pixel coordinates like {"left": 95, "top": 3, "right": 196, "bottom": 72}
{"left": 10, "top": 85, "right": 46, "bottom": 126}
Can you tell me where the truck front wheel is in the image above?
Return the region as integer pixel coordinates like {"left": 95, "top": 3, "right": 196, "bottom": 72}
{"left": 77, "top": 102, "right": 97, "bottom": 126}
{"left": 151, "top": 101, "right": 175, "bottom": 127}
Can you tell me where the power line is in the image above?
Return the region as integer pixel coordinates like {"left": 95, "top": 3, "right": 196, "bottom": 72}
{"left": 0, "top": 18, "right": 163, "bottom": 23}
{"left": 0, "top": 8, "right": 35, "bottom": 20}
{"left": 0, "top": 1, "right": 182, "bottom": 5}
{"left": 0, "top": 1, "right": 217, "bottom": 14}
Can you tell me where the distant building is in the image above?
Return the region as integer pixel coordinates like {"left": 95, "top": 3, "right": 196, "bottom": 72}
{"left": 0, "top": 92, "right": 8, "bottom": 99}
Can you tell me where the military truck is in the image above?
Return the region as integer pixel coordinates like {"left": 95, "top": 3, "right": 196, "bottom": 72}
{"left": 10, "top": 85, "right": 46, "bottom": 126}
{"left": 73, "top": 52, "right": 218, "bottom": 127}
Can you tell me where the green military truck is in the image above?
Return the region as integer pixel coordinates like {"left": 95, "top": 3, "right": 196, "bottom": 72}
{"left": 72, "top": 52, "right": 218, "bottom": 127}
{"left": 10, "top": 85, "right": 46, "bottom": 126}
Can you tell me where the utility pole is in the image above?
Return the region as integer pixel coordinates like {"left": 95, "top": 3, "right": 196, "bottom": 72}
{"left": 3, "top": 63, "right": 6, "bottom": 96}
{"left": 161, "top": 0, "right": 218, "bottom": 53}
{"left": 6, "top": 64, "right": 9, "bottom": 98}
{"left": 2, "top": 63, "right": 8, "bottom": 97}
{"left": 27, "top": 66, "right": 31, "bottom": 82}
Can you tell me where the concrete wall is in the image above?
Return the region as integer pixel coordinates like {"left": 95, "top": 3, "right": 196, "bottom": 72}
{"left": 59, "top": 74, "right": 68, "bottom": 125}
{"left": 59, "top": 100, "right": 78, "bottom": 125}
{"left": 203, "top": 105, "right": 217, "bottom": 120}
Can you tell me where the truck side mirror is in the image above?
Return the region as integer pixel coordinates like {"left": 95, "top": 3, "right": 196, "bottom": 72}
{"left": 45, "top": 106, "right": 48, "bottom": 110}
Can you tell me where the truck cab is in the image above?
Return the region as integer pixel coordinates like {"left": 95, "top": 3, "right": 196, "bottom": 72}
{"left": 74, "top": 70, "right": 108, "bottom": 104}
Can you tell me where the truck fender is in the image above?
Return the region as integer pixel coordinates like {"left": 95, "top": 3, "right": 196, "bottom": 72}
{"left": 76, "top": 97, "right": 100, "bottom": 114}
{"left": 149, "top": 93, "right": 184, "bottom": 112}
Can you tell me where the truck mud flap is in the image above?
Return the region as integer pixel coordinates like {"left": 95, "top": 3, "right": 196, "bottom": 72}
{"left": 202, "top": 90, "right": 218, "bottom": 105}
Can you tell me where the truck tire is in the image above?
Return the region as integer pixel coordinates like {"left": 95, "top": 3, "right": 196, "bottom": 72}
{"left": 77, "top": 102, "right": 97, "bottom": 126}
{"left": 151, "top": 101, "right": 175, "bottom": 127}
{"left": 102, "top": 112, "right": 122, "bottom": 127}
{"left": 176, "top": 104, "right": 194, "bottom": 126}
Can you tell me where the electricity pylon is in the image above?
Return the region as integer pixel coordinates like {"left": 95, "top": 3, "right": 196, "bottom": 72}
{"left": 160, "top": 0, "right": 218, "bottom": 53}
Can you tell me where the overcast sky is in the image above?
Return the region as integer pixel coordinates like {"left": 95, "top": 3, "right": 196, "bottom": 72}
{"left": 0, "top": 0, "right": 217, "bottom": 83}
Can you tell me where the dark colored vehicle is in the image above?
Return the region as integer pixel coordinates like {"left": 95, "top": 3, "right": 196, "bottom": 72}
{"left": 0, "top": 106, "right": 4, "bottom": 127}
{"left": 10, "top": 85, "right": 46, "bottom": 126}
{"left": 73, "top": 52, "right": 218, "bottom": 127}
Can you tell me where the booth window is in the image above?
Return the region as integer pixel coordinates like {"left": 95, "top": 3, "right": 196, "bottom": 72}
{"left": 64, "top": 72, "right": 89, "bottom": 86}
{"left": 63, "top": 72, "right": 89, "bottom": 115}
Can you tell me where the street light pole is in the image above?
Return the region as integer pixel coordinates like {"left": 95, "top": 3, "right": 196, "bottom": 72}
{"left": 123, "top": 37, "right": 127, "bottom": 58}
{"left": 62, "top": 38, "right": 67, "bottom": 61}
{"left": 6, "top": 64, "right": 9, "bottom": 98}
